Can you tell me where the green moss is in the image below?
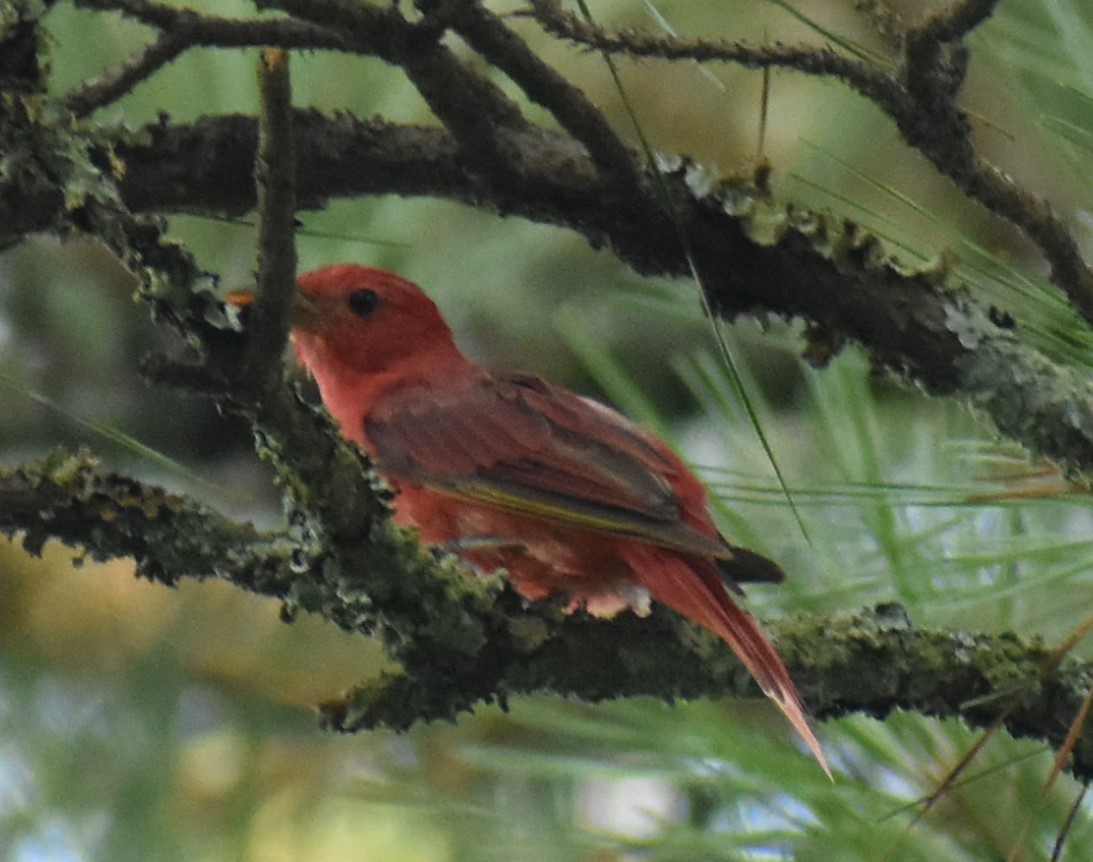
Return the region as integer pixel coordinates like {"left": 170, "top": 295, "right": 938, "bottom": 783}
{"left": 946, "top": 296, "right": 1093, "bottom": 475}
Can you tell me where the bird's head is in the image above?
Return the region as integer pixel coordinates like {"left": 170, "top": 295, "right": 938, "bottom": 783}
{"left": 228, "top": 264, "right": 462, "bottom": 383}
{"left": 291, "top": 264, "right": 460, "bottom": 378}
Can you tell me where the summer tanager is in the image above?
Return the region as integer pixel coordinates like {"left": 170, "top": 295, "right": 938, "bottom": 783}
{"left": 231, "top": 264, "right": 827, "bottom": 775}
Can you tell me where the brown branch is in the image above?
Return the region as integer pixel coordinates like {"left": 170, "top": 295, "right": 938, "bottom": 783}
{"left": 964, "top": 163, "right": 1093, "bottom": 325}
{"left": 111, "top": 114, "right": 477, "bottom": 217}
{"left": 244, "top": 48, "right": 298, "bottom": 388}
{"left": 430, "top": 0, "right": 646, "bottom": 195}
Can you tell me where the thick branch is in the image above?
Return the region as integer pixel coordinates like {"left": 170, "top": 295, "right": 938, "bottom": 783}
{"left": 103, "top": 116, "right": 1093, "bottom": 475}
{"left": 3, "top": 96, "right": 1091, "bottom": 473}
{"left": 0, "top": 449, "right": 287, "bottom": 592}
{"left": 329, "top": 603, "right": 1093, "bottom": 785}
{"left": 4, "top": 459, "right": 1092, "bottom": 780}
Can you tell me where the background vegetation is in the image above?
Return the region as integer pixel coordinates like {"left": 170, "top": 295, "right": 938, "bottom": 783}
{"left": 2, "top": 0, "right": 1092, "bottom": 859}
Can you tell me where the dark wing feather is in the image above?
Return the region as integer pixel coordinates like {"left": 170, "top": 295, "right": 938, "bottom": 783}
{"left": 365, "top": 371, "right": 732, "bottom": 559}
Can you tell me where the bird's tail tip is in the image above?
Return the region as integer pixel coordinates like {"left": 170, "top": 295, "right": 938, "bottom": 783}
{"left": 765, "top": 684, "right": 833, "bottom": 781}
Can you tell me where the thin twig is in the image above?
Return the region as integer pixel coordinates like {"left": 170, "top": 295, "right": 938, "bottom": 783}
{"left": 245, "top": 48, "right": 298, "bottom": 388}
{"left": 529, "top": 0, "right": 909, "bottom": 110}
{"left": 66, "top": 0, "right": 345, "bottom": 116}
{"left": 65, "top": 31, "right": 186, "bottom": 118}
{"left": 965, "top": 160, "right": 1093, "bottom": 324}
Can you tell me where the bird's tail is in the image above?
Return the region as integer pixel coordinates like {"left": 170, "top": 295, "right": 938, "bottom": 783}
{"left": 632, "top": 548, "right": 831, "bottom": 779}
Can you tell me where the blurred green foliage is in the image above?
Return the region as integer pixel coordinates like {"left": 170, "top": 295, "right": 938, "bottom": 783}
{"left": 2, "top": 0, "right": 1093, "bottom": 860}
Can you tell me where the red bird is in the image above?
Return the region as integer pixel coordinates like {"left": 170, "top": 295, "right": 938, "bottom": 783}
{"left": 239, "top": 264, "right": 827, "bottom": 775}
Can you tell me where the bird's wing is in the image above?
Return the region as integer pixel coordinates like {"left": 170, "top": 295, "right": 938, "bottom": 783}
{"left": 365, "top": 371, "right": 733, "bottom": 560}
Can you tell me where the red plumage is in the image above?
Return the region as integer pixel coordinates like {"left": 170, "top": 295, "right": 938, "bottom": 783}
{"left": 277, "top": 263, "right": 827, "bottom": 776}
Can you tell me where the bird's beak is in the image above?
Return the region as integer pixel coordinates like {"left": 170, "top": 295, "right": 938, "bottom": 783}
{"left": 224, "top": 286, "right": 321, "bottom": 329}
{"left": 223, "top": 288, "right": 256, "bottom": 310}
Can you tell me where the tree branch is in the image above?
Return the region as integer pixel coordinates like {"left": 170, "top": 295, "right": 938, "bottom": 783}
{"left": 4, "top": 454, "right": 1093, "bottom": 778}
{"left": 244, "top": 47, "right": 298, "bottom": 388}
{"left": 528, "top": 0, "right": 1093, "bottom": 325}
{"left": 0, "top": 449, "right": 287, "bottom": 592}
{"left": 428, "top": 0, "right": 647, "bottom": 196}
{"left": 66, "top": 1, "right": 346, "bottom": 116}
{"left": 102, "top": 116, "right": 1093, "bottom": 476}
{"left": 64, "top": 30, "right": 187, "bottom": 117}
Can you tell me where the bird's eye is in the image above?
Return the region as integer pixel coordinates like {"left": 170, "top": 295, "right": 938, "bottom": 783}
{"left": 348, "top": 288, "right": 380, "bottom": 318}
